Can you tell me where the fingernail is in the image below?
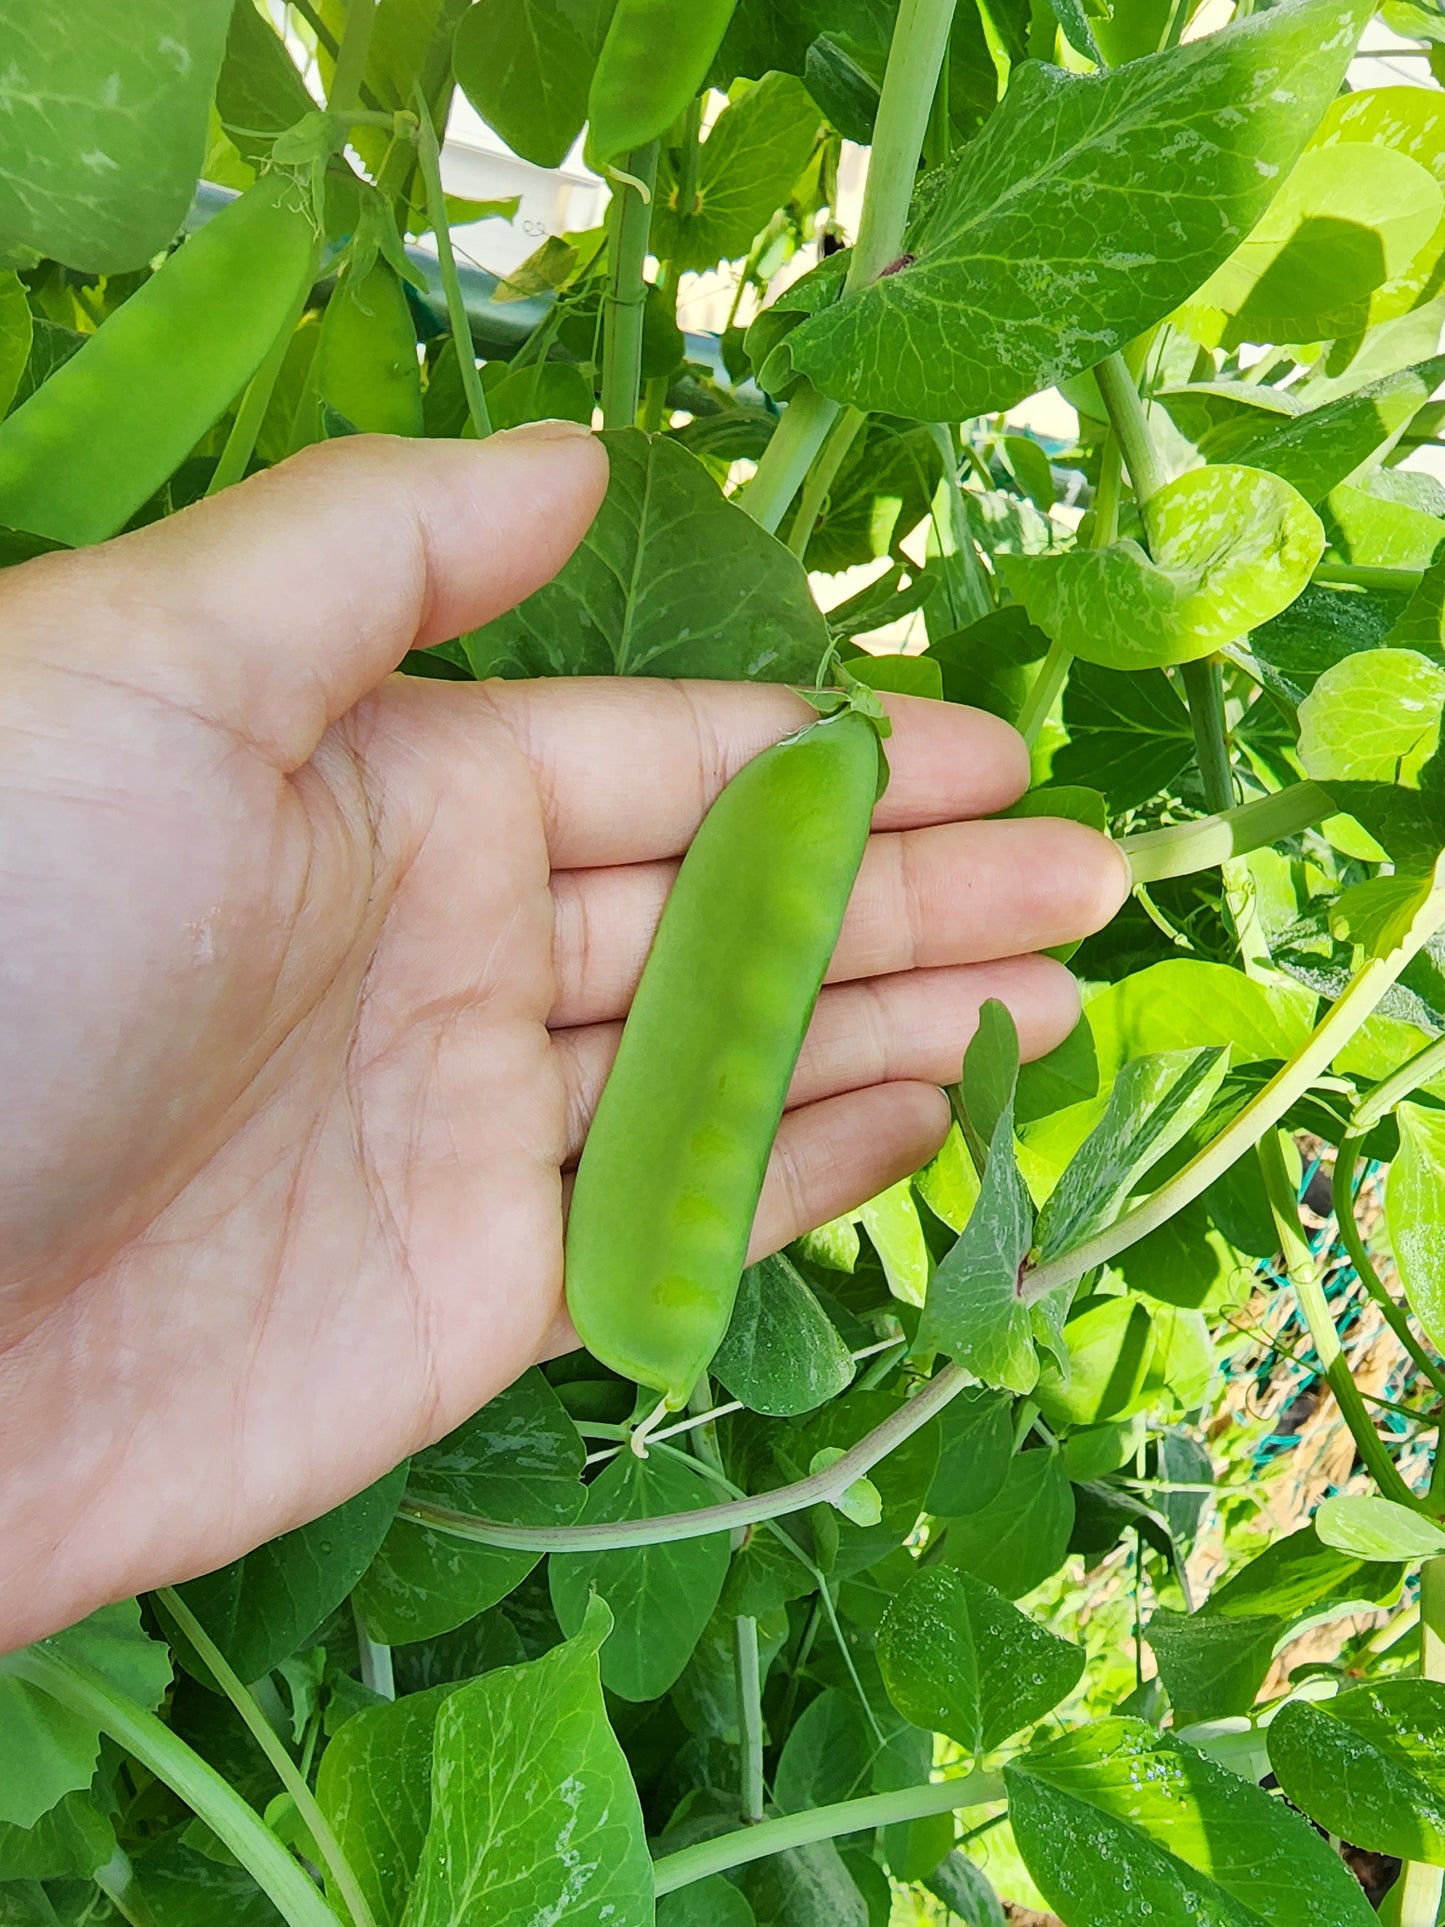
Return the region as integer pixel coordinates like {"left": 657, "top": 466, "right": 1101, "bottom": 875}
{"left": 493, "top": 418, "right": 595, "bottom": 445}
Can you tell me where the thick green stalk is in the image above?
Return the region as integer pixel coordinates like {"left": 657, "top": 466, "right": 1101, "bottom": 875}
{"left": 1, "top": 1648, "right": 340, "bottom": 1927}
{"left": 1094, "top": 350, "right": 1169, "bottom": 514}
{"left": 413, "top": 84, "right": 492, "bottom": 439}
{"left": 1021, "top": 889, "right": 1445, "bottom": 1300}
{"left": 1331, "top": 1138, "right": 1445, "bottom": 1401}
{"left": 1181, "top": 658, "right": 1235, "bottom": 813}
{"left": 741, "top": 0, "right": 958, "bottom": 526}
{"left": 1399, "top": 1539, "right": 1445, "bottom": 1923}
{"left": 1313, "top": 561, "right": 1426, "bottom": 593}
{"left": 787, "top": 406, "right": 864, "bottom": 556}
{"left": 651, "top": 1771, "right": 1003, "bottom": 1894}
{"left": 326, "top": 0, "right": 376, "bottom": 114}
{"left": 1018, "top": 431, "right": 1120, "bottom": 747}
{"left": 734, "top": 1616, "right": 766, "bottom": 1823}
{"left": 157, "top": 1590, "right": 378, "bottom": 1927}
{"left": 1121, "top": 783, "right": 1332, "bottom": 884}
{"left": 600, "top": 144, "right": 659, "bottom": 429}
{"left": 1257, "top": 1131, "right": 1420, "bottom": 1509}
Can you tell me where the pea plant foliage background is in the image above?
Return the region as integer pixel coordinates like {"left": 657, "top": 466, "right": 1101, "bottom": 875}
{"left": 11, "top": 0, "right": 1445, "bottom": 1920}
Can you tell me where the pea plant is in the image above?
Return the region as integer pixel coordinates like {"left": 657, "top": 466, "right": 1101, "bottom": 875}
{"left": 8, "top": 0, "right": 1445, "bottom": 1921}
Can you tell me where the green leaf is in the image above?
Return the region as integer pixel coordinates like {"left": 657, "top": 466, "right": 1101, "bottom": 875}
{"left": 915, "top": 1088, "right": 1037, "bottom": 1394}
{"left": 924, "top": 1851, "right": 1006, "bottom": 1927}
{"left": 403, "top": 1596, "right": 653, "bottom": 1925}
{"left": 653, "top": 73, "right": 821, "bottom": 274}
{"left": 941, "top": 1446, "right": 1075, "bottom": 1599}
{"left": 1052, "top": 662, "right": 1195, "bottom": 811}
{"left": 658, "top": 1876, "right": 757, "bottom": 1926}
{"left": 804, "top": 417, "right": 944, "bottom": 573}
{"left": 736, "top": 1840, "right": 870, "bottom": 1927}
{"left": 711, "top": 1253, "right": 857, "bottom": 1417}
{"left": 549, "top": 1448, "right": 730, "bottom": 1699}
{"left": 463, "top": 430, "right": 827, "bottom": 680}
{"left": 1169, "top": 358, "right": 1445, "bottom": 507}
{"left": 170, "top": 1462, "right": 407, "bottom": 1683}
{"left": 1008, "top": 1718, "right": 1376, "bottom": 1927}
{"left": 773, "top": 0, "right": 1370, "bottom": 417}
{"left": 999, "top": 466, "right": 1325, "bottom": 672}
{"left": 452, "top": 0, "right": 615, "bottom": 169}
{"left": 130, "top": 1832, "right": 287, "bottom": 1924}
{"left": 1032, "top": 1295, "right": 1156, "bottom": 1430}
{"left": 847, "top": 653, "right": 943, "bottom": 701}
{"left": 1298, "top": 647, "right": 1445, "bottom": 786}
{"left": 1269, "top": 1679, "right": 1445, "bottom": 1866}
{"left": 925, "top": 1386, "right": 1015, "bottom": 1518}
{"left": 1144, "top": 1609, "right": 1286, "bottom": 1726}
{"left": 0, "top": 1792, "right": 113, "bottom": 1883}
{"left": 0, "top": 1, "right": 233, "bottom": 270}
{"left": 1315, "top": 1493, "right": 1445, "bottom": 1560}
{"left": 1248, "top": 581, "right": 1404, "bottom": 706}
{"left": 217, "top": 0, "right": 315, "bottom": 162}
{"left": 877, "top": 1566, "right": 1083, "bottom": 1753}
{"left": 1387, "top": 1099, "right": 1445, "bottom": 1351}
{"left": 0, "top": 1602, "right": 170, "bottom": 1829}
{"left": 1035, "top": 1048, "right": 1229, "bottom": 1261}
{"left": 355, "top": 1372, "right": 585, "bottom": 1644}
{"left": 316, "top": 1683, "right": 460, "bottom": 1927}
{"left": 960, "top": 998, "right": 1021, "bottom": 1173}
{"left": 774, "top": 1686, "right": 875, "bottom": 1812}
{"left": 0, "top": 277, "right": 31, "bottom": 421}
{"left": 1179, "top": 141, "right": 1443, "bottom": 346}
{"left": 1324, "top": 481, "right": 1445, "bottom": 569}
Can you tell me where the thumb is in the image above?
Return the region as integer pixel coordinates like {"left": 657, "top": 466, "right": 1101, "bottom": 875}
{"left": 2, "top": 424, "right": 608, "bottom": 770}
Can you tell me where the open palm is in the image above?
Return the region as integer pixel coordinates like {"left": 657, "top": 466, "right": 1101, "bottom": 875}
{"left": 0, "top": 429, "right": 1127, "bottom": 1650}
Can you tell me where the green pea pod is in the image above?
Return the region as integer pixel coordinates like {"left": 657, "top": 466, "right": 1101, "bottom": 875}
{"left": 584, "top": 0, "right": 740, "bottom": 170}
{"left": 566, "top": 704, "right": 886, "bottom": 1415}
{"left": 317, "top": 255, "right": 423, "bottom": 438}
{"left": 0, "top": 172, "right": 318, "bottom": 546}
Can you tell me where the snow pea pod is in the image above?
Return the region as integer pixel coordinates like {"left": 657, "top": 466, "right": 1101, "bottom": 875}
{"left": 585, "top": 0, "right": 740, "bottom": 169}
{"left": 0, "top": 171, "right": 318, "bottom": 546}
{"left": 566, "top": 702, "right": 887, "bottom": 1417}
{"left": 317, "top": 255, "right": 423, "bottom": 438}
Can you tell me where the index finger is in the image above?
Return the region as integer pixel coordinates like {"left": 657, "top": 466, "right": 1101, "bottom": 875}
{"left": 485, "top": 675, "right": 1031, "bottom": 869}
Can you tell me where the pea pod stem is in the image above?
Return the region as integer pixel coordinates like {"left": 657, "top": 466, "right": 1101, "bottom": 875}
{"left": 650, "top": 1770, "right": 1004, "bottom": 1895}
{"left": 0, "top": 1647, "right": 340, "bottom": 1927}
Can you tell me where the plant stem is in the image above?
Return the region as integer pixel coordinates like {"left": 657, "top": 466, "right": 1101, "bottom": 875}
{"left": 1094, "top": 350, "right": 1169, "bottom": 516}
{"left": 326, "top": 0, "right": 376, "bottom": 114}
{"left": 156, "top": 1590, "right": 378, "bottom": 1927}
{"left": 927, "top": 421, "right": 993, "bottom": 625}
{"left": 642, "top": 95, "right": 702, "bottom": 432}
{"left": 787, "top": 406, "right": 864, "bottom": 556}
{"left": 734, "top": 1616, "right": 766, "bottom": 1822}
{"left": 1180, "top": 658, "right": 1235, "bottom": 813}
{"left": 351, "top": 1600, "right": 395, "bottom": 1701}
{"left": 413, "top": 83, "right": 491, "bottom": 439}
{"left": 1331, "top": 1137, "right": 1445, "bottom": 1400}
{"left": 404, "top": 1357, "right": 975, "bottom": 1553}
{"left": 1017, "top": 427, "right": 1120, "bottom": 746}
{"left": 1021, "top": 886, "right": 1445, "bottom": 1302}
{"left": 1354, "top": 1030, "right": 1445, "bottom": 1133}
{"left": 1313, "top": 561, "right": 1426, "bottom": 593}
{"left": 1257, "top": 1130, "right": 1420, "bottom": 1509}
{"left": 741, "top": 0, "right": 957, "bottom": 526}
{"left": 207, "top": 276, "right": 315, "bottom": 498}
{"left": 600, "top": 145, "right": 659, "bottom": 429}
{"left": 1121, "top": 783, "right": 1332, "bottom": 884}
{"left": 1399, "top": 1553, "right": 1445, "bottom": 1923}
{"left": 1, "top": 1647, "right": 340, "bottom": 1927}
{"left": 651, "top": 1770, "right": 1003, "bottom": 1895}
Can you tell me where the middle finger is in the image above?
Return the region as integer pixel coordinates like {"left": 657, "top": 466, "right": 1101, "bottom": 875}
{"left": 548, "top": 814, "right": 1127, "bottom": 1029}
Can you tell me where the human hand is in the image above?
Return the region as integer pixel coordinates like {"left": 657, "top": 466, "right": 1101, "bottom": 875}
{"left": 0, "top": 428, "right": 1128, "bottom": 1649}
